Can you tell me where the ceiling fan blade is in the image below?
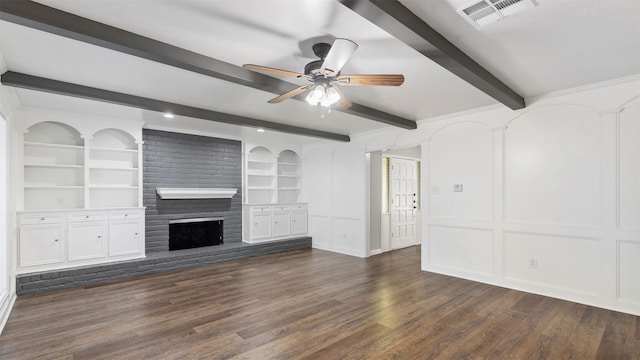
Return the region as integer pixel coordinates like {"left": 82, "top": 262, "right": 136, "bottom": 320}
{"left": 320, "top": 38, "right": 358, "bottom": 76}
{"left": 331, "top": 85, "right": 353, "bottom": 110}
{"left": 337, "top": 74, "right": 405, "bottom": 86}
{"left": 267, "top": 85, "right": 311, "bottom": 104}
{"left": 243, "top": 64, "right": 306, "bottom": 79}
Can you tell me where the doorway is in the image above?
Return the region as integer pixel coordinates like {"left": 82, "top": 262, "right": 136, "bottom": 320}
{"left": 389, "top": 157, "right": 418, "bottom": 250}
{"left": 367, "top": 146, "right": 421, "bottom": 256}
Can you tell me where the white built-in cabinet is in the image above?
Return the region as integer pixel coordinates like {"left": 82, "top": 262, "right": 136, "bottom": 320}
{"left": 18, "top": 116, "right": 144, "bottom": 274}
{"left": 243, "top": 203, "right": 308, "bottom": 243}
{"left": 243, "top": 144, "right": 307, "bottom": 242}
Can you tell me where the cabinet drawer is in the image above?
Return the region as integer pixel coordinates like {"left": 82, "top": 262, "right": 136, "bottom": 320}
{"left": 20, "top": 213, "right": 65, "bottom": 225}
{"left": 68, "top": 212, "right": 106, "bottom": 222}
{"left": 291, "top": 204, "right": 307, "bottom": 211}
{"left": 109, "top": 210, "right": 142, "bottom": 220}
{"left": 251, "top": 206, "right": 271, "bottom": 213}
{"left": 272, "top": 205, "right": 290, "bottom": 212}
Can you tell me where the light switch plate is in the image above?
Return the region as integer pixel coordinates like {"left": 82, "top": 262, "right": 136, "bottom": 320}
{"left": 453, "top": 184, "right": 463, "bottom": 192}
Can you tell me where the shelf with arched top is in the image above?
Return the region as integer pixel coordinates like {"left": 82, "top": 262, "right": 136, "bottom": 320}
{"left": 88, "top": 129, "right": 141, "bottom": 208}
{"left": 277, "top": 150, "right": 301, "bottom": 203}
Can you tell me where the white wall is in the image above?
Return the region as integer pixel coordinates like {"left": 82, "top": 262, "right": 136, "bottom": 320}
{"left": 303, "top": 76, "right": 640, "bottom": 315}
{"left": 0, "top": 66, "right": 19, "bottom": 333}
{"left": 303, "top": 119, "right": 426, "bottom": 257}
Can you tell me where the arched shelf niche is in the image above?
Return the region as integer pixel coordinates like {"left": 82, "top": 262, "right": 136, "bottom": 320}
{"left": 23, "top": 122, "right": 85, "bottom": 210}
{"left": 246, "top": 146, "right": 276, "bottom": 204}
{"left": 277, "top": 150, "right": 301, "bottom": 203}
{"left": 88, "top": 129, "right": 141, "bottom": 208}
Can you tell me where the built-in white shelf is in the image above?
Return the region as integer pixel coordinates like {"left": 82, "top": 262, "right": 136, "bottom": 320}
{"left": 24, "top": 164, "right": 84, "bottom": 169}
{"left": 90, "top": 146, "right": 138, "bottom": 153}
{"left": 24, "top": 141, "right": 83, "bottom": 150}
{"left": 24, "top": 185, "right": 84, "bottom": 189}
{"left": 245, "top": 146, "right": 302, "bottom": 204}
{"left": 22, "top": 122, "right": 142, "bottom": 211}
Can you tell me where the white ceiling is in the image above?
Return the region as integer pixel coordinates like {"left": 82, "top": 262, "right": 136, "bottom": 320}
{"left": 1, "top": 0, "right": 639, "bottom": 139}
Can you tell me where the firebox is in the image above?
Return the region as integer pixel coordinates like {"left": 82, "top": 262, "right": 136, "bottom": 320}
{"left": 168, "top": 217, "right": 223, "bottom": 251}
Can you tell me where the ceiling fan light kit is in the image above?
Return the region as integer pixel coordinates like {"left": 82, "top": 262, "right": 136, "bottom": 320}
{"left": 243, "top": 38, "right": 405, "bottom": 116}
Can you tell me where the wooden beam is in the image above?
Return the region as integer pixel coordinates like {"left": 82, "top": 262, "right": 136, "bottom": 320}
{"left": 1, "top": 71, "right": 351, "bottom": 142}
{"left": 0, "top": 0, "right": 417, "bottom": 130}
{"left": 339, "top": 0, "right": 525, "bottom": 110}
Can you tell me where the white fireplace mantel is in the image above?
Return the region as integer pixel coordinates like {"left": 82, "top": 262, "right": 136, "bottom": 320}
{"left": 156, "top": 187, "right": 238, "bottom": 200}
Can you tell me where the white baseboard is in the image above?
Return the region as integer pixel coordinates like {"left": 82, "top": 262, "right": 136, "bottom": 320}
{"left": 312, "top": 242, "right": 365, "bottom": 258}
{"left": 368, "top": 249, "right": 383, "bottom": 256}
{"left": 0, "top": 292, "right": 16, "bottom": 335}
{"left": 422, "top": 264, "right": 640, "bottom": 317}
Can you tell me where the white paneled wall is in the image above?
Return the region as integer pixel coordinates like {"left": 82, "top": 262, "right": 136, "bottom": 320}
{"left": 618, "top": 96, "right": 640, "bottom": 231}
{"left": 504, "top": 105, "right": 601, "bottom": 227}
{"left": 304, "top": 143, "right": 369, "bottom": 257}
{"left": 428, "top": 226, "right": 494, "bottom": 278}
{"left": 0, "top": 81, "right": 18, "bottom": 334}
{"left": 429, "top": 122, "right": 494, "bottom": 221}
{"left": 423, "top": 80, "right": 640, "bottom": 315}
{"left": 304, "top": 77, "right": 640, "bottom": 315}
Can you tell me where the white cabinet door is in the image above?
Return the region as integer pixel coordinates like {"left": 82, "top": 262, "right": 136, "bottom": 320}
{"left": 291, "top": 211, "right": 308, "bottom": 235}
{"left": 272, "top": 211, "right": 290, "bottom": 237}
{"left": 109, "top": 220, "right": 142, "bottom": 256}
{"left": 20, "top": 224, "right": 64, "bottom": 266}
{"left": 68, "top": 223, "right": 106, "bottom": 261}
{"left": 251, "top": 212, "right": 272, "bottom": 239}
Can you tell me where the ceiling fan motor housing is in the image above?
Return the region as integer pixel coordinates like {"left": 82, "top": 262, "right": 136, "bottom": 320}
{"left": 312, "top": 42, "right": 331, "bottom": 59}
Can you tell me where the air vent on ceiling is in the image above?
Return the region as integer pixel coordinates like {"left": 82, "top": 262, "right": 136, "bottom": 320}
{"left": 458, "top": 0, "right": 537, "bottom": 27}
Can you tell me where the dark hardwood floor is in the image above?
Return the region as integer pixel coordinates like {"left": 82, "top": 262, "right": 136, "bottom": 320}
{"left": 1, "top": 246, "right": 638, "bottom": 359}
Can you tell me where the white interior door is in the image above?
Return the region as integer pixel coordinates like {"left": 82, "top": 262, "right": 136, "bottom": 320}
{"left": 390, "top": 158, "right": 417, "bottom": 249}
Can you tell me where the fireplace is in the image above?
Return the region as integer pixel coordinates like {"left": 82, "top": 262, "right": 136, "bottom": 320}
{"left": 168, "top": 217, "right": 223, "bottom": 251}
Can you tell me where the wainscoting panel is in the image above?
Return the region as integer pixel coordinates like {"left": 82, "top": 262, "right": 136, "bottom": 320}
{"left": 309, "top": 214, "right": 331, "bottom": 250}
{"left": 429, "top": 122, "right": 494, "bottom": 221}
{"left": 618, "top": 96, "right": 640, "bottom": 230}
{"left": 428, "top": 225, "right": 494, "bottom": 277}
{"left": 331, "top": 217, "right": 365, "bottom": 257}
{"left": 505, "top": 105, "right": 601, "bottom": 227}
{"left": 618, "top": 240, "right": 640, "bottom": 305}
{"left": 504, "top": 231, "right": 600, "bottom": 296}
{"left": 304, "top": 152, "right": 332, "bottom": 212}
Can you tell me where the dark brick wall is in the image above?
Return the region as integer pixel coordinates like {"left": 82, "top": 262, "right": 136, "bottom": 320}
{"left": 143, "top": 129, "right": 242, "bottom": 252}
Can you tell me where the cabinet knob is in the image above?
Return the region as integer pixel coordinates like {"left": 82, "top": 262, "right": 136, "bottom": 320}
{"left": 125, "top": 214, "right": 128, "bottom": 217}
{"left": 97, "top": 235, "right": 102, "bottom": 239}
{"left": 40, "top": 218, "right": 45, "bottom": 221}
{"left": 86, "top": 216, "right": 89, "bottom": 219}
{"left": 54, "top": 239, "right": 59, "bottom": 242}
{"left": 134, "top": 233, "right": 138, "bottom": 235}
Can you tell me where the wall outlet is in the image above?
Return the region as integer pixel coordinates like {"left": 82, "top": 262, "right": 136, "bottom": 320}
{"left": 431, "top": 186, "right": 439, "bottom": 195}
{"left": 529, "top": 258, "right": 538, "bottom": 269}
{"left": 453, "top": 184, "right": 463, "bottom": 192}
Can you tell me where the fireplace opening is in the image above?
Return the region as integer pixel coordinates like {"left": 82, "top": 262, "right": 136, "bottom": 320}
{"left": 169, "top": 217, "right": 223, "bottom": 251}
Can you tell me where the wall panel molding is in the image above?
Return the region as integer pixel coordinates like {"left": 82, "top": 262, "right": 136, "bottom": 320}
{"left": 503, "top": 104, "right": 602, "bottom": 226}
{"left": 616, "top": 95, "right": 640, "bottom": 231}
{"left": 617, "top": 240, "right": 640, "bottom": 305}
{"left": 502, "top": 231, "right": 601, "bottom": 297}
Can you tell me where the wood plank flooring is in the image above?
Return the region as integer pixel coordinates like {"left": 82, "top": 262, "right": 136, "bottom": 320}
{"left": 1, "top": 246, "right": 638, "bottom": 359}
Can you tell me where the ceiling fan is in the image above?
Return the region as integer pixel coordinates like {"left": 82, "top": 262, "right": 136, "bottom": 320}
{"left": 243, "top": 38, "right": 404, "bottom": 111}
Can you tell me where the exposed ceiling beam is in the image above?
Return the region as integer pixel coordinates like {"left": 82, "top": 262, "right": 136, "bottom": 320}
{"left": 339, "top": 0, "right": 525, "bottom": 110}
{"left": 0, "top": 0, "right": 417, "bottom": 130}
{"left": 1, "top": 71, "right": 351, "bottom": 142}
